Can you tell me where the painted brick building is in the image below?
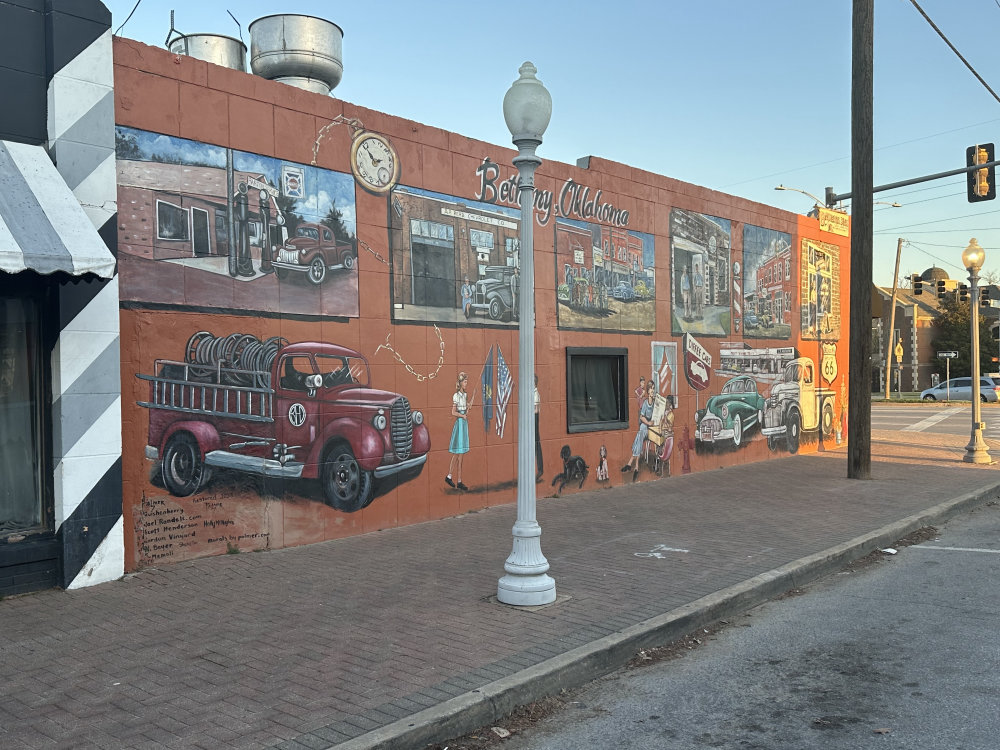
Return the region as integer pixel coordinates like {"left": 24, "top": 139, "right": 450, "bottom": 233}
{"left": 1, "top": 6, "right": 852, "bottom": 594}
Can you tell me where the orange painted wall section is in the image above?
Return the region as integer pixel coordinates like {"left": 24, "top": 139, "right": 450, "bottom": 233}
{"left": 114, "top": 40, "right": 850, "bottom": 573}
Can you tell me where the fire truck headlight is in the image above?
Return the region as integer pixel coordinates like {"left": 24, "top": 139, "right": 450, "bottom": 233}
{"left": 373, "top": 413, "right": 387, "bottom": 431}
{"left": 412, "top": 410, "right": 423, "bottom": 425}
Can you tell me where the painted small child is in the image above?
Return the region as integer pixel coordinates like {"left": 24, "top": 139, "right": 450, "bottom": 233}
{"left": 596, "top": 445, "right": 609, "bottom": 482}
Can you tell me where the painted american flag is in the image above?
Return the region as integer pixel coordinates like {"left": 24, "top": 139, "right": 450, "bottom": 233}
{"left": 495, "top": 346, "right": 514, "bottom": 438}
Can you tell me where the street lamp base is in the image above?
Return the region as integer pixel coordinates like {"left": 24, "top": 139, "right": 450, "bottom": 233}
{"left": 963, "top": 433, "right": 992, "bottom": 464}
{"left": 497, "top": 572, "right": 556, "bottom": 606}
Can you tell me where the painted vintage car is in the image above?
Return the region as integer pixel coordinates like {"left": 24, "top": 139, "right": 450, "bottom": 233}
{"left": 469, "top": 265, "right": 518, "bottom": 321}
{"left": 612, "top": 282, "right": 635, "bottom": 301}
{"left": 694, "top": 374, "right": 765, "bottom": 448}
{"left": 273, "top": 223, "right": 357, "bottom": 285}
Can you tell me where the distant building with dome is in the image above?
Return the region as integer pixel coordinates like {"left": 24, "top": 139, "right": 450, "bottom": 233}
{"left": 874, "top": 266, "right": 999, "bottom": 393}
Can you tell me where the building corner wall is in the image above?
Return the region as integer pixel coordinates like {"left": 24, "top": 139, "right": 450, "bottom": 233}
{"left": 46, "top": 9, "right": 123, "bottom": 588}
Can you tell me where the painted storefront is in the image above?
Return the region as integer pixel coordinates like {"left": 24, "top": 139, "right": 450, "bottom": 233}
{"left": 112, "top": 38, "right": 851, "bottom": 573}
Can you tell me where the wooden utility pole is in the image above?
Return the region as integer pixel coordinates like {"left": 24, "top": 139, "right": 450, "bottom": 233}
{"left": 884, "top": 237, "right": 904, "bottom": 400}
{"left": 849, "top": 0, "right": 874, "bottom": 479}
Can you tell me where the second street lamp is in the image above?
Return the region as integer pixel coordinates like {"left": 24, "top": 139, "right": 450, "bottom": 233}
{"left": 962, "top": 238, "right": 991, "bottom": 464}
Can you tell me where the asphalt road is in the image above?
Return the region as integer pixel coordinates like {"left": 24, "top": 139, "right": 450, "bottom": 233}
{"left": 872, "top": 403, "right": 1000, "bottom": 440}
{"left": 496, "top": 503, "right": 1000, "bottom": 750}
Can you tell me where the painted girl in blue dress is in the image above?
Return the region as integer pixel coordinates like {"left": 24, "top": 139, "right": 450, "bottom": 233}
{"left": 446, "top": 371, "right": 470, "bottom": 491}
{"left": 622, "top": 379, "right": 656, "bottom": 482}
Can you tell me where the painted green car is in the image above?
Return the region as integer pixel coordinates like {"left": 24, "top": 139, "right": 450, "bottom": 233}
{"left": 695, "top": 375, "right": 765, "bottom": 448}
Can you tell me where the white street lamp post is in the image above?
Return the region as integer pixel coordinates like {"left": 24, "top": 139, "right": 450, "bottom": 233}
{"left": 962, "top": 238, "right": 991, "bottom": 464}
{"left": 497, "top": 62, "right": 557, "bottom": 606}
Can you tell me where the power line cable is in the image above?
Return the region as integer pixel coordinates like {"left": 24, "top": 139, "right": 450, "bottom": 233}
{"left": 878, "top": 209, "right": 1000, "bottom": 232}
{"left": 904, "top": 240, "right": 972, "bottom": 271}
{"left": 114, "top": 0, "right": 143, "bottom": 37}
{"left": 908, "top": 0, "right": 1000, "bottom": 105}
{"left": 876, "top": 228, "right": 1000, "bottom": 235}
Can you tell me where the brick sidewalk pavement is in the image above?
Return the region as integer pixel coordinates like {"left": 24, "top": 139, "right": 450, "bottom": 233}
{"left": 2, "top": 430, "right": 999, "bottom": 749}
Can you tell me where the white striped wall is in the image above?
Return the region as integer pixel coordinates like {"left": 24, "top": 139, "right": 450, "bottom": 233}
{"left": 47, "top": 26, "right": 123, "bottom": 589}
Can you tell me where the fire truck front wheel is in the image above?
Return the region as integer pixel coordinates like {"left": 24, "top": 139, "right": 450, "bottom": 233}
{"left": 321, "top": 443, "right": 374, "bottom": 513}
{"left": 162, "top": 433, "right": 210, "bottom": 497}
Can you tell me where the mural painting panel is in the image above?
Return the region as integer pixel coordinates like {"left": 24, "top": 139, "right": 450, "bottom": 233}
{"left": 389, "top": 186, "right": 522, "bottom": 327}
{"left": 670, "top": 209, "right": 732, "bottom": 337}
{"left": 132, "top": 330, "right": 430, "bottom": 566}
{"left": 741, "top": 225, "right": 793, "bottom": 339}
{"left": 800, "top": 238, "right": 842, "bottom": 341}
{"left": 115, "top": 126, "right": 359, "bottom": 318}
{"left": 555, "top": 219, "right": 656, "bottom": 333}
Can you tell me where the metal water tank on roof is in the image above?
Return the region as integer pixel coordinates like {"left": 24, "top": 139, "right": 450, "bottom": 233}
{"left": 167, "top": 34, "right": 247, "bottom": 71}
{"left": 249, "top": 14, "right": 343, "bottom": 96}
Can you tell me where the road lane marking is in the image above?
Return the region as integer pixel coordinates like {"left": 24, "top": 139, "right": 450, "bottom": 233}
{"left": 913, "top": 545, "right": 1000, "bottom": 554}
{"left": 902, "top": 407, "right": 964, "bottom": 431}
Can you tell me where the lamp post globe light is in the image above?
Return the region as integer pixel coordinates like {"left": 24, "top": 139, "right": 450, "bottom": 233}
{"left": 497, "top": 62, "right": 557, "bottom": 606}
{"left": 962, "top": 238, "right": 992, "bottom": 464}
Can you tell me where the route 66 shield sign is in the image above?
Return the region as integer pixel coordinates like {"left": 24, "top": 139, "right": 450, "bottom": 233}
{"left": 821, "top": 342, "right": 838, "bottom": 384}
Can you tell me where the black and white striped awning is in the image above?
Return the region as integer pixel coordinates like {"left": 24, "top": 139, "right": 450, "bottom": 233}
{"left": 0, "top": 140, "right": 115, "bottom": 278}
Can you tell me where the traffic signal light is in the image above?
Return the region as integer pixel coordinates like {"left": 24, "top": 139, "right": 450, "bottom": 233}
{"left": 959, "top": 283, "right": 969, "bottom": 302}
{"left": 981, "top": 287, "right": 992, "bottom": 307}
{"left": 912, "top": 274, "right": 923, "bottom": 295}
{"left": 937, "top": 279, "right": 947, "bottom": 299}
{"left": 966, "top": 143, "right": 996, "bottom": 202}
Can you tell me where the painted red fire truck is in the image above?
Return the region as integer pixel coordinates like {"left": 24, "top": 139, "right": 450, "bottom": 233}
{"left": 137, "top": 332, "right": 429, "bottom": 512}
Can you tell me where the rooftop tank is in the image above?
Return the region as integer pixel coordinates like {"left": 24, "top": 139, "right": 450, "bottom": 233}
{"left": 249, "top": 14, "right": 343, "bottom": 96}
{"left": 167, "top": 33, "right": 247, "bottom": 71}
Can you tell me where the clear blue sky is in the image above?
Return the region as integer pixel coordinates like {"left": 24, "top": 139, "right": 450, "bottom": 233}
{"left": 104, "top": 0, "right": 1000, "bottom": 288}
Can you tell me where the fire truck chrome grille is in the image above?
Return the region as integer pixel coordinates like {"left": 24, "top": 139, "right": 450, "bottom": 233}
{"left": 391, "top": 397, "right": 413, "bottom": 460}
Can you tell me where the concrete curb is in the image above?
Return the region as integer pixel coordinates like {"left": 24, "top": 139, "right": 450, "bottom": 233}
{"left": 333, "top": 480, "right": 1000, "bottom": 750}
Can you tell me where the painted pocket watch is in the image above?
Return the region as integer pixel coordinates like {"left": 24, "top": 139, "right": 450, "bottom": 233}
{"left": 350, "top": 131, "right": 400, "bottom": 195}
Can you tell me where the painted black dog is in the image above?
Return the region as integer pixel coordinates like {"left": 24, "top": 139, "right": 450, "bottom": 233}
{"left": 551, "top": 444, "right": 588, "bottom": 494}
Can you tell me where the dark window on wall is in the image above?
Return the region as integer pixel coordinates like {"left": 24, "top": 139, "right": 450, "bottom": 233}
{"left": 1, "top": 279, "right": 49, "bottom": 538}
{"left": 156, "top": 200, "right": 189, "bottom": 241}
{"left": 566, "top": 347, "right": 628, "bottom": 433}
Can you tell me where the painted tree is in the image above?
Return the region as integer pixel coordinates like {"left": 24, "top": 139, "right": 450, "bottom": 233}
{"left": 321, "top": 203, "right": 355, "bottom": 245}
{"left": 115, "top": 129, "right": 142, "bottom": 160}
{"left": 930, "top": 294, "right": 996, "bottom": 377}
{"left": 274, "top": 195, "right": 302, "bottom": 237}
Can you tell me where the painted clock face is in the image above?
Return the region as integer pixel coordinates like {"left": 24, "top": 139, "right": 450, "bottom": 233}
{"left": 351, "top": 133, "right": 399, "bottom": 195}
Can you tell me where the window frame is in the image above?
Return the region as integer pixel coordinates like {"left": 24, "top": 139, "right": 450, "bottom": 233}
{"left": 155, "top": 199, "right": 190, "bottom": 242}
{"left": 565, "top": 346, "right": 629, "bottom": 434}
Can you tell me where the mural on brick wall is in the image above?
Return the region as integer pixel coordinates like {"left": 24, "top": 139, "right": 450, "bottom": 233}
{"left": 671, "top": 209, "right": 732, "bottom": 336}
{"left": 555, "top": 218, "right": 656, "bottom": 333}
{"left": 741, "top": 225, "right": 793, "bottom": 339}
{"left": 112, "top": 46, "right": 856, "bottom": 578}
{"left": 389, "top": 186, "right": 523, "bottom": 326}
{"left": 115, "top": 127, "right": 359, "bottom": 318}
{"left": 135, "top": 330, "right": 430, "bottom": 526}
{"left": 801, "top": 238, "right": 842, "bottom": 341}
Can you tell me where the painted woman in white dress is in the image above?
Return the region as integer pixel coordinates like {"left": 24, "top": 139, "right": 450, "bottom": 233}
{"left": 446, "top": 371, "right": 470, "bottom": 491}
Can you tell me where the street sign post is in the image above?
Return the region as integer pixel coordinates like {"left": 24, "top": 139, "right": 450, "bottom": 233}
{"left": 937, "top": 351, "right": 957, "bottom": 399}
